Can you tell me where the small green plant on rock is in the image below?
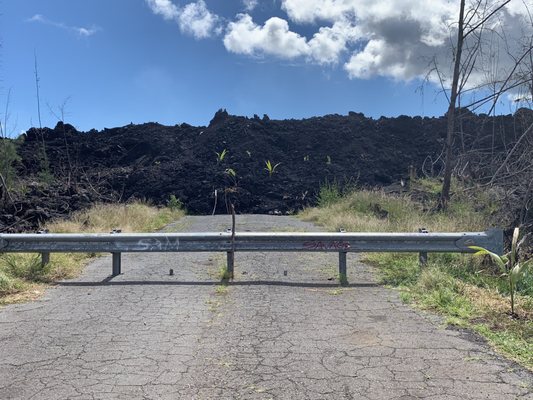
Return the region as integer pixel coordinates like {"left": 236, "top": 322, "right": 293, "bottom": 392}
{"left": 215, "top": 149, "right": 228, "bottom": 164}
{"left": 471, "top": 228, "right": 532, "bottom": 316}
{"left": 225, "top": 168, "right": 236, "bottom": 179}
{"left": 265, "top": 160, "right": 281, "bottom": 177}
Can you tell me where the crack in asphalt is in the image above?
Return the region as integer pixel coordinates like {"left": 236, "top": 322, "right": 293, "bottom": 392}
{"left": 0, "top": 215, "right": 532, "bottom": 399}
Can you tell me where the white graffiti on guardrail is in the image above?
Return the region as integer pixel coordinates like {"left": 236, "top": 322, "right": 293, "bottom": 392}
{"left": 137, "top": 237, "right": 180, "bottom": 251}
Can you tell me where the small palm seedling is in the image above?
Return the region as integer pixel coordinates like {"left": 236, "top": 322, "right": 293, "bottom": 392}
{"left": 264, "top": 160, "right": 281, "bottom": 177}
{"left": 223, "top": 168, "right": 238, "bottom": 188}
{"left": 215, "top": 149, "right": 228, "bottom": 164}
{"left": 471, "top": 227, "right": 532, "bottom": 316}
{"left": 326, "top": 155, "right": 331, "bottom": 165}
{"left": 303, "top": 155, "right": 309, "bottom": 162}
{"left": 225, "top": 168, "right": 236, "bottom": 179}
{"left": 246, "top": 150, "right": 252, "bottom": 158}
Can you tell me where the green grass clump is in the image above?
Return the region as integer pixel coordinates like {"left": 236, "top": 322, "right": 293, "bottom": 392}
{"left": 473, "top": 324, "right": 533, "bottom": 367}
{"left": 368, "top": 253, "right": 420, "bottom": 286}
{"left": 415, "top": 268, "right": 474, "bottom": 319}
{"left": 0, "top": 270, "right": 26, "bottom": 296}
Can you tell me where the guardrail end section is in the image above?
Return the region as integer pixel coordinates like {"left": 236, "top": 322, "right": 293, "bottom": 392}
{"left": 456, "top": 228, "right": 504, "bottom": 255}
{"left": 487, "top": 228, "right": 504, "bottom": 255}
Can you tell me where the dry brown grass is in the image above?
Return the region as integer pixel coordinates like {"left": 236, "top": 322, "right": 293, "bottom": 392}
{"left": 301, "top": 188, "right": 487, "bottom": 233}
{"left": 1, "top": 201, "right": 185, "bottom": 303}
{"left": 463, "top": 285, "right": 533, "bottom": 321}
{"left": 46, "top": 202, "right": 184, "bottom": 233}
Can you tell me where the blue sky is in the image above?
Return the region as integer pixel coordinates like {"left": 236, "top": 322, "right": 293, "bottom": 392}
{"left": 1, "top": 0, "right": 529, "bottom": 135}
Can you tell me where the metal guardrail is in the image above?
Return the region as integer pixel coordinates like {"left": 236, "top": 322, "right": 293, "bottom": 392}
{"left": 0, "top": 229, "right": 503, "bottom": 279}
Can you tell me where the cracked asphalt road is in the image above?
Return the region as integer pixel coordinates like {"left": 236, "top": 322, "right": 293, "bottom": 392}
{"left": 0, "top": 215, "right": 532, "bottom": 399}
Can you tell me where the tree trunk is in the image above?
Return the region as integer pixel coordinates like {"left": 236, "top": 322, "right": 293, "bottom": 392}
{"left": 440, "top": 0, "right": 466, "bottom": 210}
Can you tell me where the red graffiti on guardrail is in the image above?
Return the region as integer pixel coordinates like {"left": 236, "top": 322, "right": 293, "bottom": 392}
{"left": 303, "top": 241, "right": 350, "bottom": 250}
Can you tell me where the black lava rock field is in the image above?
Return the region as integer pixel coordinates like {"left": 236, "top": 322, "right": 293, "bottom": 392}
{"left": 2, "top": 108, "right": 531, "bottom": 232}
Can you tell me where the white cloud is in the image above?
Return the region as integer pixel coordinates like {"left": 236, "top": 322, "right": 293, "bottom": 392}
{"left": 223, "top": 0, "right": 458, "bottom": 73}
{"left": 507, "top": 92, "right": 532, "bottom": 103}
{"left": 243, "top": 0, "right": 258, "bottom": 12}
{"left": 281, "top": 0, "right": 353, "bottom": 24}
{"left": 146, "top": 0, "right": 533, "bottom": 93}
{"left": 224, "top": 14, "right": 309, "bottom": 59}
{"left": 27, "top": 14, "right": 100, "bottom": 37}
{"left": 178, "top": 1, "right": 220, "bottom": 39}
{"left": 145, "top": 0, "right": 180, "bottom": 20}
{"left": 28, "top": 14, "right": 44, "bottom": 22}
{"left": 344, "top": 38, "right": 436, "bottom": 81}
{"left": 308, "top": 21, "right": 359, "bottom": 64}
{"left": 146, "top": 0, "right": 220, "bottom": 39}
{"left": 277, "top": 0, "right": 532, "bottom": 91}
{"left": 505, "top": 1, "right": 533, "bottom": 18}
{"left": 224, "top": 14, "right": 358, "bottom": 64}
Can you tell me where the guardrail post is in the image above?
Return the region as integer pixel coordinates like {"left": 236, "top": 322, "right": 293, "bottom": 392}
{"left": 112, "top": 253, "right": 121, "bottom": 276}
{"left": 37, "top": 230, "right": 50, "bottom": 268}
{"left": 338, "top": 228, "right": 347, "bottom": 284}
{"left": 339, "top": 252, "right": 347, "bottom": 283}
{"left": 226, "top": 206, "right": 236, "bottom": 280}
{"left": 226, "top": 251, "right": 234, "bottom": 279}
{"left": 419, "top": 228, "right": 428, "bottom": 267}
{"left": 110, "top": 229, "right": 122, "bottom": 276}
{"left": 41, "top": 252, "right": 50, "bottom": 268}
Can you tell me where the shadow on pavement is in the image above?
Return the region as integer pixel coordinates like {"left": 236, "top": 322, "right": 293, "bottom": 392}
{"left": 57, "top": 279, "right": 380, "bottom": 288}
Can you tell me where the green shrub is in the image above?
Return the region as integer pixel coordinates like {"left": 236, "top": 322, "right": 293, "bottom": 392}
{"left": 317, "top": 180, "right": 341, "bottom": 207}
{"left": 167, "top": 195, "right": 183, "bottom": 211}
{"left": 0, "top": 138, "right": 21, "bottom": 190}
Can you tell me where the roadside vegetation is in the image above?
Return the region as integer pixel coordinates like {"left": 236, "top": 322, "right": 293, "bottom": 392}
{"left": 0, "top": 201, "right": 184, "bottom": 304}
{"left": 301, "top": 178, "right": 533, "bottom": 369}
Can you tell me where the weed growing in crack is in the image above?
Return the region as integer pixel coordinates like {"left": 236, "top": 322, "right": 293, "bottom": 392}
{"left": 215, "top": 285, "right": 229, "bottom": 295}
{"left": 218, "top": 266, "right": 232, "bottom": 281}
